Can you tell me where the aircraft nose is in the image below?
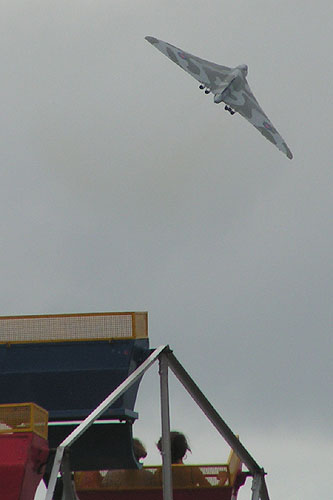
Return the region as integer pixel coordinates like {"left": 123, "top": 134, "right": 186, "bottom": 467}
{"left": 145, "top": 36, "right": 159, "bottom": 45}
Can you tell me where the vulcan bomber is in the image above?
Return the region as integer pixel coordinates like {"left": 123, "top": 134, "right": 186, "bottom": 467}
{"left": 145, "top": 36, "right": 293, "bottom": 160}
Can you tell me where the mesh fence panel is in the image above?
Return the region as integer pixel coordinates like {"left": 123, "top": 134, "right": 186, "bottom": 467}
{"left": 0, "top": 312, "right": 148, "bottom": 343}
{"left": 31, "top": 404, "right": 49, "bottom": 439}
{"left": 0, "top": 403, "right": 48, "bottom": 439}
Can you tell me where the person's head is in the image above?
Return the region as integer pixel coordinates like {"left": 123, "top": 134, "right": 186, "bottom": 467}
{"left": 133, "top": 438, "right": 147, "bottom": 463}
{"left": 157, "top": 431, "right": 191, "bottom": 464}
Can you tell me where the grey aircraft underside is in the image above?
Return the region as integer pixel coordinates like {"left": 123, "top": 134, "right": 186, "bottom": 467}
{"left": 145, "top": 36, "right": 293, "bottom": 160}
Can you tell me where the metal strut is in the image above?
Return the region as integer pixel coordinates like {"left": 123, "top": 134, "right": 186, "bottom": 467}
{"left": 159, "top": 353, "right": 173, "bottom": 500}
{"left": 45, "top": 344, "right": 271, "bottom": 500}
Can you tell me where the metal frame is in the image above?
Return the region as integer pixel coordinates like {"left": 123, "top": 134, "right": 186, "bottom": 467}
{"left": 45, "top": 345, "right": 270, "bottom": 500}
{"left": 159, "top": 353, "right": 173, "bottom": 500}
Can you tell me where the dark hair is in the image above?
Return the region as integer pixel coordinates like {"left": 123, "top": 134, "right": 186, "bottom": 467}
{"left": 133, "top": 438, "right": 147, "bottom": 461}
{"left": 157, "top": 431, "right": 191, "bottom": 463}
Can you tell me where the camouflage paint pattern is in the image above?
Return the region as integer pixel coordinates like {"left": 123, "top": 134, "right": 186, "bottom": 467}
{"left": 145, "top": 36, "right": 293, "bottom": 160}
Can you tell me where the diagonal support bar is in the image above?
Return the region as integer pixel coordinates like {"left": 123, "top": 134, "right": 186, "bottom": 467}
{"left": 45, "top": 345, "right": 167, "bottom": 500}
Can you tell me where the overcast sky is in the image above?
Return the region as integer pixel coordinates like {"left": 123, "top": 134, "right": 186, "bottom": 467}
{"left": 0, "top": 2, "right": 332, "bottom": 500}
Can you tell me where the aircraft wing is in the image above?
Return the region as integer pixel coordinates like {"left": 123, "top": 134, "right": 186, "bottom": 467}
{"left": 145, "top": 36, "right": 233, "bottom": 94}
{"left": 222, "top": 75, "right": 293, "bottom": 159}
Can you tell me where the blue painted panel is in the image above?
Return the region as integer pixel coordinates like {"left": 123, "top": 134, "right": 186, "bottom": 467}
{"left": 0, "top": 339, "right": 150, "bottom": 420}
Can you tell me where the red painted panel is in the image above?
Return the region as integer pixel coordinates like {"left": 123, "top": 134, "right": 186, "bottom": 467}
{"left": 0, "top": 433, "right": 49, "bottom": 500}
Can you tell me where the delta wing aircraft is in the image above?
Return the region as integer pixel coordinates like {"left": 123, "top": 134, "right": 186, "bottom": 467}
{"left": 145, "top": 36, "right": 293, "bottom": 159}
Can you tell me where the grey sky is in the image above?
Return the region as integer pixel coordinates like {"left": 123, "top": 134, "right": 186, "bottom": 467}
{"left": 0, "top": 2, "right": 332, "bottom": 499}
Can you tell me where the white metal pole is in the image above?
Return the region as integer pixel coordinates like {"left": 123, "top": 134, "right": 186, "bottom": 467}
{"left": 60, "top": 451, "right": 79, "bottom": 500}
{"left": 45, "top": 446, "right": 65, "bottom": 500}
{"left": 251, "top": 473, "right": 262, "bottom": 500}
{"left": 159, "top": 352, "right": 173, "bottom": 500}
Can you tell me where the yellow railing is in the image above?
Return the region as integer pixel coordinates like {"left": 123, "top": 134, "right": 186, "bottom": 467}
{"left": 0, "top": 403, "right": 48, "bottom": 439}
{"left": 75, "top": 450, "right": 242, "bottom": 491}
